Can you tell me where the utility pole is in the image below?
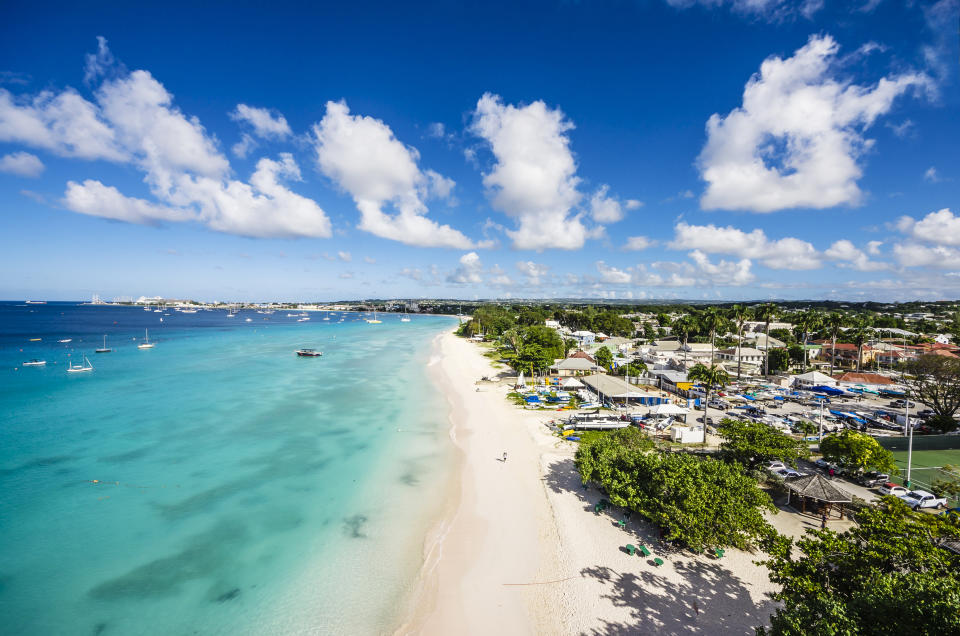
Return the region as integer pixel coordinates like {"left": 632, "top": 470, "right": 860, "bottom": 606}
{"left": 905, "top": 396, "right": 914, "bottom": 488}
{"left": 818, "top": 398, "right": 824, "bottom": 441}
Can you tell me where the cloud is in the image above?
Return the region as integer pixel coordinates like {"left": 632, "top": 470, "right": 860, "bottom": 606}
{"left": 63, "top": 153, "right": 332, "bottom": 238}
{"left": 924, "top": 166, "right": 941, "bottom": 183}
{"left": 623, "top": 236, "right": 655, "bottom": 251}
{"left": 897, "top": 208, "right": 960, "bottom": 246}
{"left": 516, "top": 260, "right": 550, "bottom": 285}
{"left": 364, "top": 256, "right": 376, "bottom": 264}
{"left": 312, "top": 100, "right": 475, "bottom": 248}
{"left": 447, "top": 252, "right": 483, "bottom": 284}
{"left": 592, "top": 252, "right": 754, "bottom": 288}
{"left": 663, "top": 0, "right": 822, "bottom": 20}
{"left": 0, "top": 87, "right": 127, "bottom": 161}
{"left": 866, "top": 240, "right": 883, "bottom": 255}
{"left": 427, "top": 122, "right": 446, "bottom": 138}
{"left": 424, "top": 169, "right": 456, "bottom": 200}
{"left": 625, "top": 199, "right": 644, "bottom": 210}
{"left": 470, "top": 93, "right": 604, "bottom": 250}
{"left": 399, "top": 267, "right": 423, "bottom": 280}
{"left": 84, "top": 36, "right": 119, "bottom": 85}
{"left": 232, "top": 133, "right": 257, "bottom": 159}
{"left": 669, "top": 221, "right": 820, "bottom": 270}
{"left": 230, "top": 104, "right": 292, "bottom": 141}
{"left": 698, "top": 35, "right": 930, "bottom": 212}
{"left": 886, "top": 119, "right": 915, "bottom": 138}
{"left": 596, "top": 261, "right": 632, "bottom": 284}
{"left": 337, "top": 251, "right": 351, "bottom": 262}
{"left": 588, "top": 185, "right": 627, "bottom": 223}
{"left": 63, "top": 179, "right": 191, "bottom": 224}
{"left": 824, "top": 239, "right": 887, "bottom": 271}
{"left": 0, "top": 151, "right": 44, "bottom": 177}
{"left": 894, "top": 243, "right": 960, "bottom": 269}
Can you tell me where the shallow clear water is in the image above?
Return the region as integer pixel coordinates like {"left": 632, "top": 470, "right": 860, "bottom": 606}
{"left": 0, "top": 303, "right": 455, "bottom": 635}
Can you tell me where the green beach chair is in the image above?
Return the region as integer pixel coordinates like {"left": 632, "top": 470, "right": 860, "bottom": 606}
{"left": 653, "top": 557, "right": 664, "bottom": 567}
{"left": 639, "top": 545, "right": 651, "bottom": 557}
{"left": 714, "top": 548, "right": 725, "bottom": 559}
{"left": 625, "top": 544, "right": 636, "bottom": 556}
{"left": 617, "top": 519, "right": 626, "bottom": 529}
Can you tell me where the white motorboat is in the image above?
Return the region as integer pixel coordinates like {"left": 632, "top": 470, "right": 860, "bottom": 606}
{"left": 22, "top": 359, "right": 46, "bottom": 367}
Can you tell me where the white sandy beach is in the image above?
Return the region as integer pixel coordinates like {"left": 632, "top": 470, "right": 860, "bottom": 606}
{"left": 400, "top": 331, "right": 784, "bottom": 635}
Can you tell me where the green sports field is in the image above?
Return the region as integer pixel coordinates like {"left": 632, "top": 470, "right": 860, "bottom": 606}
{"left": 891, "top": 449, "right": 960, "bottom": 504}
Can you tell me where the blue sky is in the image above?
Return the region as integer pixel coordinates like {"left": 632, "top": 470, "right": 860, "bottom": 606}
{"left": 0, "top": 0, "right": 957, "bottom": 302}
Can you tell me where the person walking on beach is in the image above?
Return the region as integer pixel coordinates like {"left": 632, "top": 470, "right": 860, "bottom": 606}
{"left": 503, "top": 451, "right": 507, "bottom": 463}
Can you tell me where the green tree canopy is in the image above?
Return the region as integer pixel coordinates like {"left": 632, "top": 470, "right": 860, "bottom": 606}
{"left": 594, "top": 345, "right": 613, "bottom": 370}
{"left": 575, "top": 432, "right": 775, "bottom": 551}
{"left": 767, "top": 348, "right": 790, "bottom": 372}
{"left": 718, "top": 418, "right": 810, "bottom": 468}
{"left": 904, "top": 354, "right": 960, "bottom": 430}
{"left": 819, "top": 430, "right": 897, "bottom": 474}
{"left": 758, "top": 498, "right": 960, "bottom": 635}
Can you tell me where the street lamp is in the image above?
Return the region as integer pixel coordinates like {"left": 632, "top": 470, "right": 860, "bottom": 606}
{"left": 905, "top": 392, "right": 914, "bottom": 488}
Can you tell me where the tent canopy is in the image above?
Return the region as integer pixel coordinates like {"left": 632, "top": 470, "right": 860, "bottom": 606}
{"left": 560, "top": 377, "right": 584, "bottom": 388}
{"left": 650, "top": 403, "right": 690, "bottom": 416}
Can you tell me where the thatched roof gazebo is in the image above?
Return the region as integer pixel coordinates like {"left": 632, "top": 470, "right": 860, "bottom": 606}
{"left": 785, "top": 474, "right": 852, "bottom": 521}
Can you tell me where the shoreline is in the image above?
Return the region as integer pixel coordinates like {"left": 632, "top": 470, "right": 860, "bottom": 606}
{"left": 397, "top": 331, "right": 782, "bottom": 634}
{"left": 396, "top": 331, "right": 563, "bottom": 635}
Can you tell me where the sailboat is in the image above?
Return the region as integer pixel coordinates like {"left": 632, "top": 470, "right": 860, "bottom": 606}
{"left": 67, "top": 355, "right": 93, "bottom": 373}
{"left": 95, "top": 335, "right": 112, "bottom": 353}
{"left": 366, "top": 309, "right": 382, "bottom": 324}
{"left": 400, "top": 306, "right": 410, "bottom": 322}
{"left": 138, "top": 329, "right": 155, "bottom": 349}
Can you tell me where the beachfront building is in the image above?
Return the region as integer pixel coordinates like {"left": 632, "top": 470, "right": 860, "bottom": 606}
{"left": 550, "top": 357, "right": 601, "bottom": 377}
{"left": 580, "top": 374, "right": 668, "bottom": 405}
{"left": 819, "top": 343, "right": 875, "bottom": 369}
{"left": 716, "top": 347, "right": 764, "bottom": 366}
{"left": 833, "top": 372, "right": 894, "bottom": 386}
{"left": 743, "top": 333, "right": 785, "bottom": 350}
{"left": 572, "top": 330, "right": 596, "bottom": 346}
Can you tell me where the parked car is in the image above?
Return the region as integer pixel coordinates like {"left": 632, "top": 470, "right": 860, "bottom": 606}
{"left": 696, "top": 416, "right": 715, "bottom": 426}
{"left": 859, "top": 471, "right": 890, "bottom": 487}
{"left": 776, "top": 468, "right": 804, "bottom": 479}
{"left": 889, "top": 399, "right": 917, "bottom": 408}
{"left": 878, "top": 482, "right": 909, "bottom": 497}
{"left": 766, "top": 461, "right": 787, "bottom": 472}
{"left": 898, "top": 490, "right": 948, "bottom": 510}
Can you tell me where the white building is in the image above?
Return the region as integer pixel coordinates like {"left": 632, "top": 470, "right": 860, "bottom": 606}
{"left": 716, "top": 347, "right": 764, "bottom": 365}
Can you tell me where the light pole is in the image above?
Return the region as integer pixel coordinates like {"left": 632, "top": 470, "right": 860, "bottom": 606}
{"left": 905, "top": 394, "right": 914, "bottom": 488}
{"left": 818, "top": 397, "right": 824, "bottom": 441}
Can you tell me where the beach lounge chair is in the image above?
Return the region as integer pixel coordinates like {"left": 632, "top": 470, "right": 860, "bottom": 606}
{"left": 714, "top": 548, "right": 725, "bottom": 559}
{"left": 653, "top": 557, "right": 664, "bottom": 567}
{"left": 639, "top": 545, "right": 651, "bottom": 557}
{"left": 617, "top": 519, "right": 626, "bottom": 529}
{"left": 625, "top": 544, "right": 636, "bottom": 556}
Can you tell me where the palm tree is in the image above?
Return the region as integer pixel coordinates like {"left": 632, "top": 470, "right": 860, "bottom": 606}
{"left": 672, "top": 314, "right": 695, "bottom": 366}
{"left": 847, "top": 318, "right": 872, "bottom": 373}
{"left": 688, "top": 363, "right": 731, "bottom": 431}
{"left": 729, "top": 304, "right": 752, "bottom": 381}
{"left": 698, "top": 307, "right": 725, "bottom": 367}
{"left": 824, "top": 313, "right": 846, "bottom": 378}
{"left": 755, "top": 303, "right": 778, "bottom": 377}
{"left": 795, "top": 310, "right": 822, "bottom": 372}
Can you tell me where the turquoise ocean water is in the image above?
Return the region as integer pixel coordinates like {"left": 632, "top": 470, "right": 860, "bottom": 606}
{"left": 0, "top": 303, "right": 456, "bottom": 635}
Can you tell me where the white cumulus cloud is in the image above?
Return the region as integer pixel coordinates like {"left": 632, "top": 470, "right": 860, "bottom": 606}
{"left": 230, "top": 104, "right": 292, "bottom": 138}
{"left": 447, "top": 252, "right": 484, "bottom": 284}
{"left": 312, "top": 100, "right": 475, "bottom": 249}
{"left": 698, "top": 34, "right": 930, "bottom": 212}
{"left": 669, "top": 221, "right": 820, "bottom": 270}
{"left": 516, "top": 260, "right": 550, "bottom": 285}
{"left": 624, "top": 236, "right": 655, "bottom": 251}
{"left": 824, "top": 239, "right": 887, "bottom": 271}
{"left": 470, "top": 93, "right": 604, "bottom": 250}
{"left": 897, "top": 208, "right": 960, "bottom": 246}
{"left": 0, "top": 151, "right": 44, "bottom": 177}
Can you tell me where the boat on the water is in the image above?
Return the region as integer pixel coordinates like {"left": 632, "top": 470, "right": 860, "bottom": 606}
{"left": 58, "top": 338, "right": 72, "bottom": 343}
{"left": 298, "top": 317, "right": 310, "bottom": 322}
{"left": 295, "top": 349, "right": 322, "bottom": 357}
{"left": 67, "top": 355, "right": 93, "bottom": 373}
{"left": 366, "top": 310, "right": 382, "bottom": 324}
{"left": 245, "top": 318, "right": 252, "bottom": 322}
{"left": 138, "top": 329, "right": 155, "bottom": 349}
{"left": 22, "top": 359, "right": 46, "bottom": 366}
{"left": 95, "top": 335, "right": 112, "bottom": 353}
{"left": 25, "top": 300, "right": 46, "bottom": 304}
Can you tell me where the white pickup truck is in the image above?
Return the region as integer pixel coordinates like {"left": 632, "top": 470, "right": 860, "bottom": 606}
{"left": 898, "top": 490, "right": 948, "bottom": 510}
